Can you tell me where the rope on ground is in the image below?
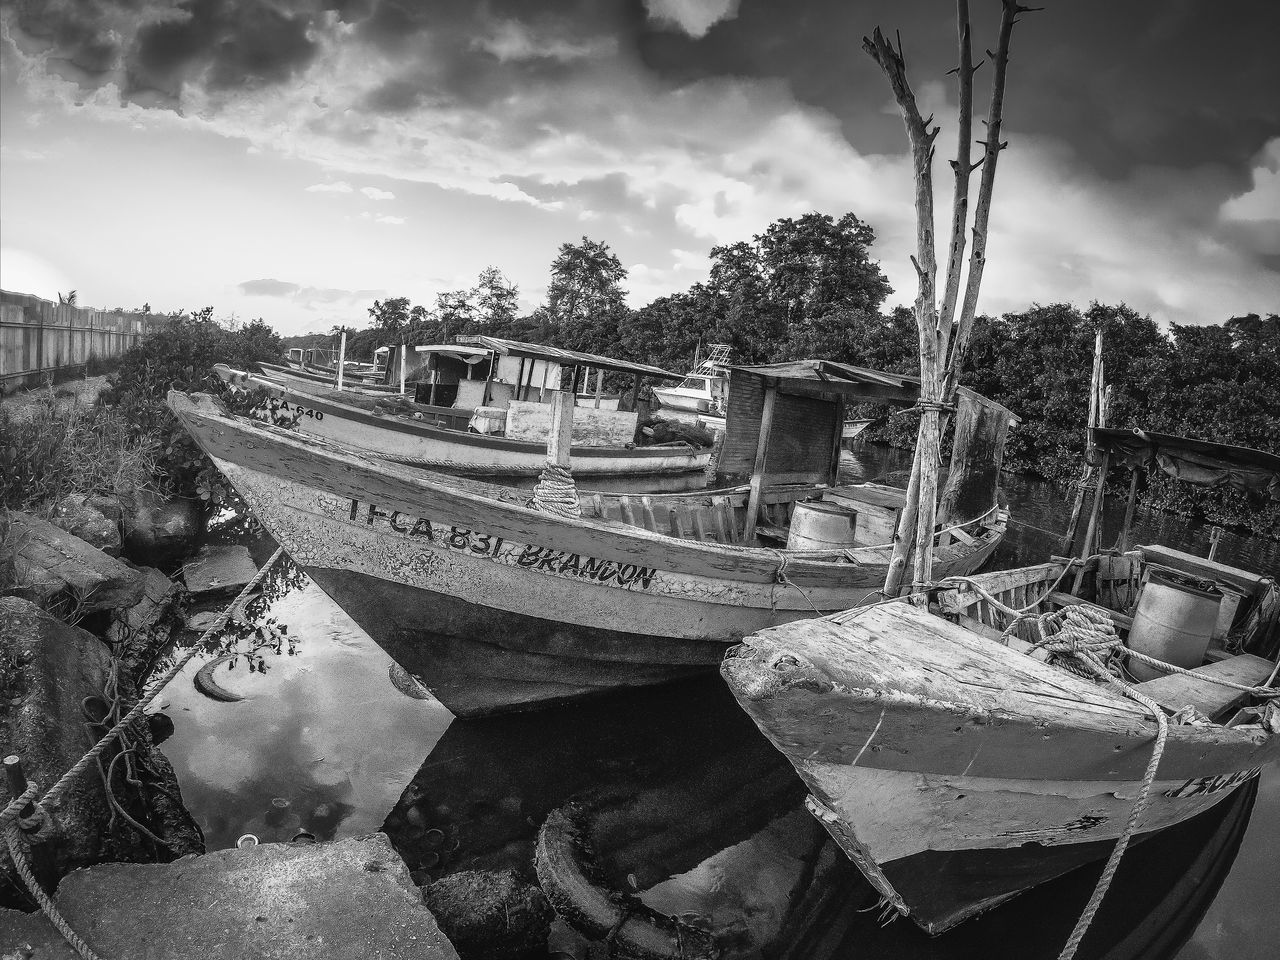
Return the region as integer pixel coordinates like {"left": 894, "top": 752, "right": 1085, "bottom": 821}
{"left": 0, "top": 546, "right": 286, "bottom": 960}
{"left": 530, "top": 460, "right": 581, "bottom": 519}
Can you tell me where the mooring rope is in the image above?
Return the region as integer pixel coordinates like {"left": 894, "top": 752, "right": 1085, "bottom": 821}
{"left": 530, "top": 460, "right": 582, "bottom": 519}
{"left": 1, "top": 546, "right": 285, "bottom": 960}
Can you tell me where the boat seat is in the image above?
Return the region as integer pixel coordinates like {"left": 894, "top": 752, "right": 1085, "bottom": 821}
{"left": 1133, "top": 653, "right": 1275, "bottom": 719}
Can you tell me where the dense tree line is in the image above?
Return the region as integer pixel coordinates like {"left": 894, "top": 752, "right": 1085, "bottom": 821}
{"left": 284, "top": 212, "right": 1278, "bottom": 536}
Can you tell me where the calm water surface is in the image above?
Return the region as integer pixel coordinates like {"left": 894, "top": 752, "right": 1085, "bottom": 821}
{"left": 160, "top": 444, "right": 1279, "bottom": 959}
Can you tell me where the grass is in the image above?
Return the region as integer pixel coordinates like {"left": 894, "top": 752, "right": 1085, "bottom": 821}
{"left": 0, "top": 387, "right": 164, "bottom": 516}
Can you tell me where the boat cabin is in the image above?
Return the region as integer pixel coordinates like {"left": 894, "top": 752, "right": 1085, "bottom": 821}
{"left": 393, "top": 336, "right": 684, "bottom": 448}
{"left": 583, "top": 360, "right": 1017, "bottom": 553}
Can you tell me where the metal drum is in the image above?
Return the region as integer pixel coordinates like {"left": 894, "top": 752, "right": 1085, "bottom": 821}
{"left": 1126, "top": 568, "right": 1222, "bottom": 682}
{"left": 786, "top": 501, "right": 859, "bottom": 551}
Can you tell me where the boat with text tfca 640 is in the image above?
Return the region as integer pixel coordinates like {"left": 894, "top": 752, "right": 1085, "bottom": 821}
{"left": 167, "top": 359, "right": 1014, "bottom": 717}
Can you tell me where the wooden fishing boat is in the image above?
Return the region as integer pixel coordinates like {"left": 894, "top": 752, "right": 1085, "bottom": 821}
{"left": 218, "top": 339, "right": 713, "bottom": 488}
{"left": 170, "top": 360, "right": 1013, "bottom": 717}
{"left": 722, "top": 430, "right": 1280, "bottom": 935}
{"left": 259, "top": 360, "right": 402, "bottom": 395}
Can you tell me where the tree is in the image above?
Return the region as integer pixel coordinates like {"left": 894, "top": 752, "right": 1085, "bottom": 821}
{"left": 433, "top": 289, "right": 476, "bottom": 341}
{"left": 57, "top": 289, "right": 78, "bottom": 306}
{"left": 546, "top": 237, "right": 629, "bottom": 352}
{"left": 474, "top": 266, "right": 519, "bottom": 330}
{"left": 367, "top": 297, "right": 414, "bottom": 336}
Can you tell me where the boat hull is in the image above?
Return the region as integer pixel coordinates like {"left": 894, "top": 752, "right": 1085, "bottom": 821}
{"left": 168, "top": 392, "right": 1007, "bottom": 715}
{"left": 652, "top": 387, "right": 710, "bottom": 413}
{"left": 722, "top": 601, "right": 1279, "bottom": 932}
{"left": 248, "top": 372, "right": 712, "bottom": 485}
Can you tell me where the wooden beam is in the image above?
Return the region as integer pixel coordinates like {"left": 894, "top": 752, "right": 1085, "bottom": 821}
{"left": 594, "top": 368, "right": 604, "bottom": 408}
{"left": 336, "top": 329, "right": 346, "bottom": 390}
{"left": 546, "top": 389, "right": 575, "bottom": 467}
{"left": 829, "top": 394, "right": 846, "bottom": 486}
{"left": 1116, "top": 467, "right": 1139, "bottom": 552}
{"left": 743, "top": 383, "right": 778, "bottom": 544}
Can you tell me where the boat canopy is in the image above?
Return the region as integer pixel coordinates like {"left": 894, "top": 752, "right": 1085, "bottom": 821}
{"left": 1092, "top": 427, "right": 1280, "bottom": 500}
{"left": 457, "top": 336, "right": 681, "bottom": 380}
{"left": 728, "top": 359, "right": 1014, "bottom": 418}
{"left": 412, "top": 343, "right": 492, "bottom": 363}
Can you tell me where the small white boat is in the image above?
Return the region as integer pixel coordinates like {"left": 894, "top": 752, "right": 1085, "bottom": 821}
{"left": 653, "top": 343, "right": 731, "bottom": 415}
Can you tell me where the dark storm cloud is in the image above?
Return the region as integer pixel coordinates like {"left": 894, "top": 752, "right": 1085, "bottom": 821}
{"left": 637, "top": 0, "right": 1280, "bottom": 187}
{"left": 6, "top": 0, "right": 322, "bottom": 104}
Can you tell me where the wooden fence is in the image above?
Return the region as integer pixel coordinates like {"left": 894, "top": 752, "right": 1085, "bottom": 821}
{"left": 0, "top": 290, "right": 160, "bottom": 393}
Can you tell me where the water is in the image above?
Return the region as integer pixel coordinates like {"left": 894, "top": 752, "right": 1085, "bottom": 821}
{"left": 159, "top": 445, "right": 1279, "bottom": 959}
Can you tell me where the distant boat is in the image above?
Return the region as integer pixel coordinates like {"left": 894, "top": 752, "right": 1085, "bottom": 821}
{"left": 723, "top": 427, "right": 1280, "bottom": 934}
{"left": 170, "top": 359, "right": 1014, "bottom": 717}
{"left": 223, "top": 339, "right": 712, "bottom": 488}
{"left": 653, "top": 343, "right": 731, "bottom": 415}
{"left": 841, "top": 417, "right": 875, "bottom": 440}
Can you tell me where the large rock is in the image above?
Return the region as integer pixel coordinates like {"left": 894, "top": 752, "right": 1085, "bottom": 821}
{"left": 2, "top": 512, "right": 143, "bottom": 614}
{"left": 181, "top": 544, "right": 258, "bottom": 598}
{"left": 0, "top": 834, "right": 460, "bottom": 960}
{"left": 422, "top": 869, "right": 552, "bottom": 960}
{"left": 48, "top": 494, "right": 121, "bottom": 557}
{"left": 0, "top": 597, "right": 114, "bottom": 905}
{"left": 121, "top": 492, "right": 201, "bottom": 564}
{"left": 105, "top": 565, "right": 182, "bottom": 688}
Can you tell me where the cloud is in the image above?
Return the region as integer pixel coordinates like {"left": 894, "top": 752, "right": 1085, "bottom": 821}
{"left": 360, "top": 186, "right": 395, "bottom": 200}
{"left": 237, "top": 278, "right": 383, "bottom": 308}
{"left": 238, "top": 278, "right": 300, "bottom": 297}
{"left": 5, "top": 1, "right": 1277, "bottom": 328}
{"left": 643, "top": 1, "right": 740, "bottom": 38}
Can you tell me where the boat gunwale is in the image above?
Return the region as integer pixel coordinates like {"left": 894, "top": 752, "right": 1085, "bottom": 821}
{"left": 168, "top": 390, "right": 1007, "bottom": 588}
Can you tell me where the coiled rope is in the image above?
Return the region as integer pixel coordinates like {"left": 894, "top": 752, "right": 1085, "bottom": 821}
{"left": 530, "top": 460, "right": 581, "bottom": 519}
{"left": 2, "top": 546, "right": 285, "bottom": 960}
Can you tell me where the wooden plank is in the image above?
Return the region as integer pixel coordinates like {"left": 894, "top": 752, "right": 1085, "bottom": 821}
{"left": 743, "top": 384, "right": 778, "bottom": 543}
{"left": 712, "top": 497, "right": 732, "bottom": 544}
{"left": 692, "top": 509, "right": 712, "bottom": 542}
{"left": 934, "top": 563, "right": 1066, "bottom": 614}
{"left": 640, "top": 496, "right": 658, "bottom": 533}
{"left": 618, "top": 497, "right": 639, "bottom": 528}
{"left": 1139, "top": 545, "right": 1267, "bottom": 596}
{"left": 1135, "top": 654, "right": 1275, "bottom": 719}
{"left": 713, "top": 497, "right": 738, "bottom": 544}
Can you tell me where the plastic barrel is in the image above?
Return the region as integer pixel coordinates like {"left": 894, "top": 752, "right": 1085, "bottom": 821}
{"left": 786, "top": 501, "right": 859, "bottom": 550}
{"left": 1126, "top": 568, "right": 1222, "bottom": 682}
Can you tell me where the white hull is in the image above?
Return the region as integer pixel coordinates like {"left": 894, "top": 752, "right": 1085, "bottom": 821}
{"left": 248, "top": 374, "right": 710, "bottom": 481}
{"left": 653, "top": 387, "right": 711, "bottom": 413}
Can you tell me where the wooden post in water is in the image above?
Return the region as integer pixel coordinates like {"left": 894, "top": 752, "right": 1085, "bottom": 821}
{"left": 336, "top": 330, "right": 347, "bottom": 391}
{"left": 743, "top": 383, "right": 778, "bottom": 544}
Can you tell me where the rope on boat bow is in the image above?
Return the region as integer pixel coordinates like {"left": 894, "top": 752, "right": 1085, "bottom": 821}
{"left": 530, "top": 460, "right": 582, "bottom": 519}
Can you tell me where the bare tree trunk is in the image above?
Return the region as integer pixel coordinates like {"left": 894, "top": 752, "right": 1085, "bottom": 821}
{"left": 869, "top": 0, "right": 1033, "bottom": 598}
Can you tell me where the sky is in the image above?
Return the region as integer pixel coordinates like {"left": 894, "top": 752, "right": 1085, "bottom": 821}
{"left": 0, "top": 0, "right": 1277, "bottom": 336}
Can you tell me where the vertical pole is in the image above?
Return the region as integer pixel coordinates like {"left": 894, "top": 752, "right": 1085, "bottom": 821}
{"left": 829, "top": 394, "right": 846, "bottom": 485}
{"left": 1117, "top": 467, "right": 1140, "bottom": 553}
{"left": 1208, "top": 526, "right": 1224, "bottom": 562}
{"left": 594, "top": 368, "right": 604, "bottom": 409}
{"left": 540, "top": 363, "right": 550, "bottom": 402}
{"left": 630, "top": 373, "right": 642, "bottom": 413}
{"left": 547, "top": 387, "right": 575, "bottom": 467}
{"left": 336, "top": 330, "right": 347, "bottom": 390}
{"left": 742, "top": 382, "right": 778, "bottom": 543}
{"left": 399, "top": 343, "right": 407, "bottom": 395}
{"left": 514, "top": 357, "right": 527, "bottom": 402}
{"left": 482, "top": 353, "right": 496, "bottom": 406}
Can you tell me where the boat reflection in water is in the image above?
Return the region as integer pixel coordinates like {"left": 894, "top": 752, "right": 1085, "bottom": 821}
{"left": 378, "top": 674, "right": 1257, "bottom": 960}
